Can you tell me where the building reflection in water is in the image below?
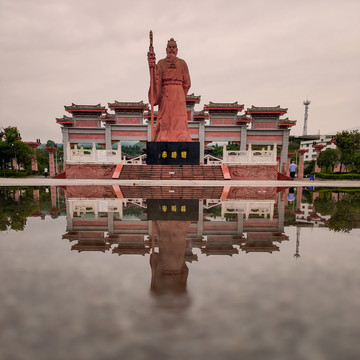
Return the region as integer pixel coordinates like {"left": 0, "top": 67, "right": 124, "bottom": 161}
{"left": 63, "top": 185, "right": 288, "bottom": 256}
{"left": 62, "top": 185, "right": 289, "bottom": 307}
{"left": 2, "top": 184, "right": 360, "bottom": 307}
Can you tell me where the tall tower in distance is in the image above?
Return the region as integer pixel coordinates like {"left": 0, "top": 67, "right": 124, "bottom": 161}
{"left": 303, "top": 99, "right": 311, "bottom": 136}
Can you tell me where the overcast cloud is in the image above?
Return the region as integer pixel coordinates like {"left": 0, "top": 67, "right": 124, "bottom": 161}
{"left": 0, "top": 0, "right": 359, "bottom": 143}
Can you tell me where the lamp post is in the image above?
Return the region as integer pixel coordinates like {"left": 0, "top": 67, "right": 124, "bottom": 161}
{"left": 11, "top": 144, "right": 18, "bottom": 171}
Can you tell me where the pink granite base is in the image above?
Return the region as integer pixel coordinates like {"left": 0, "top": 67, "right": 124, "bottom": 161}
{"left": 65, "top": 163, "right": 279, "bottom": 180}
{"left": 228, "top": 165, "right": 278, "bottom": 180}
{"left": 65, "top": 164, "right": 116, "bottom": 179}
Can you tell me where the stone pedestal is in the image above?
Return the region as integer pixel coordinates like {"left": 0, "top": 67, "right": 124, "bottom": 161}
{"left": 146, "top": 142, "right": 200, "bottom": 165}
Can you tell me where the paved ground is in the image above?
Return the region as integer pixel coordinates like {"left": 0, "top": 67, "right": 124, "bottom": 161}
{"left": 1, "top": 176, "right": 360, "bottom": 187}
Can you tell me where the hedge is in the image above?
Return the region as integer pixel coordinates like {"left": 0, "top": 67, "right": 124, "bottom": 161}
{"left": 315, "top": 172, "right": 360, "bottom": 180}
{"left": 0, "top": 170, "right": 29, "bottom": 178}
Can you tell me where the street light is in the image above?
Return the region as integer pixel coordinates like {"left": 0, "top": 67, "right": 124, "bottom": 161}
{"left": 11, "top": 144, "right": 18, "bottom": 171}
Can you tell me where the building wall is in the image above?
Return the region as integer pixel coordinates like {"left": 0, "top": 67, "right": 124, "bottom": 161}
{"left": 300, "top": 135, "right": 336, "bottom": 161}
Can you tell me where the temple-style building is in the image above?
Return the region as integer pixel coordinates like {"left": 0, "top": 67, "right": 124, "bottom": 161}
{"left": 56, "top": 96, "right": 296, "bottom": 180}
{"left": 62, "top": 185, "right": 288, "bottom": 257}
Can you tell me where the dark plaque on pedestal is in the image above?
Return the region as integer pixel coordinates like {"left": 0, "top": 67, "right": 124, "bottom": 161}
{"left": 146, "top": 142, "right": 200, "bottom": 165}
{"left": 147, "top": 199, "right": 199, "bottom": 221}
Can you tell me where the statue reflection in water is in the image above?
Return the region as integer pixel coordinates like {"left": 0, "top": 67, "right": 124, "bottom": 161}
{"left": 150, "top": 220, "right": 191, "bottom": 310}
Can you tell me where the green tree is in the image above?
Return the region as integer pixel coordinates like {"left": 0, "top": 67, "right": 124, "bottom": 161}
{"left": 210, "top": 143, "right": 240, "bottom": 157}
{"left": 333, "top": 130, "right": 360, "bottom": 172}
{"left": 210, "top": 144, "right": 223, "bottom": 157}
{"left": 326, "top": 192, "right": 360, "bottom": 232}
{"left": 45, "top": 140, "right": 57, "bottom": 147}
{"left": 0, "top": 126, "right": 21, "bottom": 143}
{"left": 0, "top": 188, "right": 37, "bottom": 231}
{"left": 314, "top": 192, "right": 336, "bottom": 216}
{"left": 288, "top": 137, "right": 301, "bottom": 154}
{"left": 352, "top": 153, "right": 360, "bottom": 173}
{"left": 327, "top": 205, "right": 356, "bottom": 233}
{"left": 0, "top": 126, "right": 33, "bottom": 173}
{"left": 121, "top": 143, "right": 144, "bottom": 156}
{"left": 304, "top": 160, "right": 315, "bottom": 175}
{"left": 316, "top": 148, "right": 339, "bottom": 173}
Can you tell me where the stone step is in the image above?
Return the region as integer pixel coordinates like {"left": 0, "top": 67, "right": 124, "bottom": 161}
{"left": 118, "top": 165, "right": 224, "bottom": 180}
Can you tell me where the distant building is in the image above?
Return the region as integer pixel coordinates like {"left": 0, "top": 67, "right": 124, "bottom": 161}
{"left": 299, "top": 134, "right": 336, "bottom": 162}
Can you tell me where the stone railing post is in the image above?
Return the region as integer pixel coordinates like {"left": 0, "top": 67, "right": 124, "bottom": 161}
{"left": 26, "top": 141, "right": 41, "bottom": 172}
{"left": 296, "top": 149, "right": 309, "bottom": 179}
{"left": 273, "top": 144, "right": 277, "bottom": 163}
{"left": 223, "top": 144, "right": 227, "bottom": 163}
{"left": 313, "top": 144, "right": 326, "bottom": 173}
{"left": 92, "top": 142, "right": 96, "bottom": 162}
{"left": 67, "top": 143, "right": 72, "bottom": 161}
{"left": 45, "top": 146, "right": 57, "bottom": 177}
{"left": 248, "top": 143, "right": 252, "bottom": 162}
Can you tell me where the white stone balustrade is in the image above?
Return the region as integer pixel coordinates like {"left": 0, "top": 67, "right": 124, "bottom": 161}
{"left": 222, "top": 144, "right": 277, "bottom": 165}
{"left": 204, "top": 154, "right": 222, "bottom": 165}
{"left": 68, "top": 198, "right": 124, "bottom": 218}
{"left": 68, "top": 198, "right": 146, "bottom": 220}
{"left": 221, "top": 200, "right": 275, "bottom": 220}
{"left": 67, "top": 143, "right": 124, "bottom": 164}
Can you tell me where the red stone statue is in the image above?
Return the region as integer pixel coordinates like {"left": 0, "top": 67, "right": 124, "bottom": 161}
{"left": 148, "top": 32, "right": 192, "bottom": 142}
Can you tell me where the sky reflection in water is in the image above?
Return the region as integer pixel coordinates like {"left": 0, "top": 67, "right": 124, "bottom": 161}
{"left": 0, "top": 185, "right": 359, "bottom": 360}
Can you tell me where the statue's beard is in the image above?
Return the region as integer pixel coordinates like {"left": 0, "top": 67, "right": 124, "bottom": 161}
{"left": 167, "top": 51, "right": 177, "bottom": 60}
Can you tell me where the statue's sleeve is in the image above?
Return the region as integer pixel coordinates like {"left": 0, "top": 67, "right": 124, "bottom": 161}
{"left": 182, "top": 60, "right": 191, "bottom": 95}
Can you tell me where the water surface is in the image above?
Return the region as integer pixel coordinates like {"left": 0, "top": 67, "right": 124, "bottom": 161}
{"left": 0, "top": 186, "right": 359, "bottom": 360}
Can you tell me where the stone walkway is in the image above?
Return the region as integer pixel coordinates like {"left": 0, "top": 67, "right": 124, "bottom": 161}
{"left": 1, "top": 176, "right": 360, "bottom": 188}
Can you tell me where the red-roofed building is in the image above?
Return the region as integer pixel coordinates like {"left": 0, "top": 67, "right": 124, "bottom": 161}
{"left": 56, "top": 95, "right": 296, "bottom": 179}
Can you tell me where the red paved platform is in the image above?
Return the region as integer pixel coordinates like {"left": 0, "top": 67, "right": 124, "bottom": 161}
{"left": 118, "top": 165, "right": 224, "bottom": 180}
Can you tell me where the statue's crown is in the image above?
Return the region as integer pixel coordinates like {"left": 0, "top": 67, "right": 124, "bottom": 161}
{"left": 167, "top": 38, "right": 177, "bottom": 47}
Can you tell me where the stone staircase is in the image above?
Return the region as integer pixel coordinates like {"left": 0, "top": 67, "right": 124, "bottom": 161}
{"left": 115, "top": 165, "right": 224, "bottom": 180}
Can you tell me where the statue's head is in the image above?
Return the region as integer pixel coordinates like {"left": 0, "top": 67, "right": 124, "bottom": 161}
{"left": 166, "top": 38, "right": 178, "bottom": 59}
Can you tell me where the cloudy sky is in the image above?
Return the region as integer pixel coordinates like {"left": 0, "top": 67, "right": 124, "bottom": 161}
{"left": 1, "top": 0, "right": 359, "bottom": 143}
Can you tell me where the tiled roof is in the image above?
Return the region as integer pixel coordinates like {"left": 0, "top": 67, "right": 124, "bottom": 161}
{"left": 236, "top": 114, "right": 252, "bottom": 123}
{"left": 246, "top": 105, "right": 288, "bottom": 114}
{"left": 100, "top": 112, "right": 116, "bottom": 121}
{"left": 56, "top": 115, "right": 73, "bottom": 125}
{"left": 204, "top": 101, "right": 244, "bottom": 109}
{"left": 279, "top": 117, "right": 296, "bottom": 127}
{"left": 108, "top": 100, "right": 148, "bottom": 109}
{"left": 143, "top": 110, "right": 158, "bottom": 118}
{"left": 186, "top": 93, "right": 201, "bottom": 103}
{"left": 193, "top": 110, "right": 210, "bottom": 119}
{"left": 65, "top": 103, "right": 106, "bottom": 112}
{"left": 26, "top": 141, "right": 41, "bottom": 148}
{"left": 56, "top": 115, "right": 73, "bottom": 121}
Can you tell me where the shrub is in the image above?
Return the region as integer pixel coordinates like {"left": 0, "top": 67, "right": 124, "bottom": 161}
{"left": 315, "top": 172, "right": 360, "bottom": 180}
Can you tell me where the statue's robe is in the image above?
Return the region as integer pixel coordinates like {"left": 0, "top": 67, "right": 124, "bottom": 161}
{"left": 152, "top": 57, "right": 192, "bottom": 142}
